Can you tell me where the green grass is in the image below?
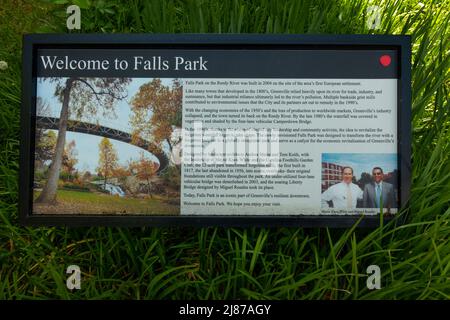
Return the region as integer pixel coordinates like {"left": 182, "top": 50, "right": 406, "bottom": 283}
{"left": 0, "top": 0, "right": 449, "bottom": 299}
{"left": 32, "top": 189, "right": 179, "bottom": 215}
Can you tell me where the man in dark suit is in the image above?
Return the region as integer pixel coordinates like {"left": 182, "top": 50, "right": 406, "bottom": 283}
{"left": 363, "top": 167, "right": 396, "bottom": 208}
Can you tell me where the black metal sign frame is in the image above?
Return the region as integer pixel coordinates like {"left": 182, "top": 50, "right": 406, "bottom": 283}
{"left": 20, "top": 34, "right": 411, "bottom": 227}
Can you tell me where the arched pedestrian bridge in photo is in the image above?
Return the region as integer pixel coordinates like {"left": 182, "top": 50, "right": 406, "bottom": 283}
{"left": 36, "top": 116, "right": 169, "bottom": 173}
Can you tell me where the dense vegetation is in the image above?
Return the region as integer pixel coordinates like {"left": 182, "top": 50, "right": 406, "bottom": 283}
{"left": 0, "top": 0, "right": 448, "bottom": 299}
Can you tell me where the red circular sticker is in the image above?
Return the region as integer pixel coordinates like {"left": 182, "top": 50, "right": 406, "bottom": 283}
{"left": 379, "top": 55, "right": 391, "bottom": 67}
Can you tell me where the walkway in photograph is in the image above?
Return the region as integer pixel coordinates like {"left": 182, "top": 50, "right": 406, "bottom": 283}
{"left": 36, "top": 116, "right": 169, "bottom": 173}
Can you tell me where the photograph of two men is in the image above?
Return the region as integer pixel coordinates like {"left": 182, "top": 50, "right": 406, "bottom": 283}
{"left": 321, "top": 153, "right": 398, "bottom": 211}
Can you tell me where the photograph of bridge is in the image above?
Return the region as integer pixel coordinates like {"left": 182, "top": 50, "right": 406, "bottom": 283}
{"left": 32, "top": 77, "right": 182, "bottom": 215}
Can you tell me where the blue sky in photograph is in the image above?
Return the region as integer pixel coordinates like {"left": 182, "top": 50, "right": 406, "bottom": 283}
{"left": 37, "top": 78, "right": 175, "bottom": 172}
{"left": 322, "top": 153, "right": 397, "bottom": 179}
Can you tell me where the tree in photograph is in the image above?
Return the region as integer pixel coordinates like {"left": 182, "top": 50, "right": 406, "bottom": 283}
{"left": 160, "top": 165, "right": 181, "bottom": 191}
{"left": 357, "top": 172, "right": 373, "bottom": 189}
{"left": 113, "top": 165, "right": 131, "bottom": 179}
{"left": 81, "top": 171, "right": 92, "bottom": 183}
{"left": 35, "top": 130, "right": 57, "bottom": 169}
{"left": 130, "top": 153, "right": 159, "bottom": 197}
{"left": 112, "top": 165, "right": 132, "bottom": 194}
{"left": 130, "top": 79, "right": 182, "bottom": 164}
{"left": 62, "top": 140, "right": 78, "bottom": 178}
{"left": 97, "top": 137, "right": 118, "bottom": 189}
{"left": 36, "top": 77, "right": 131, "bottom": 204}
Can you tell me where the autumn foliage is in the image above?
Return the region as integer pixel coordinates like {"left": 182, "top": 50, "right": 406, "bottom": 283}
{"left": 97, "top": 137, "right": 118, "bottom": 187}
{"left": 130, "top": 79, "right": 182, "bottom": 154}
{"left": 129, "top": 152, "right": 159, "bottom": 195}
